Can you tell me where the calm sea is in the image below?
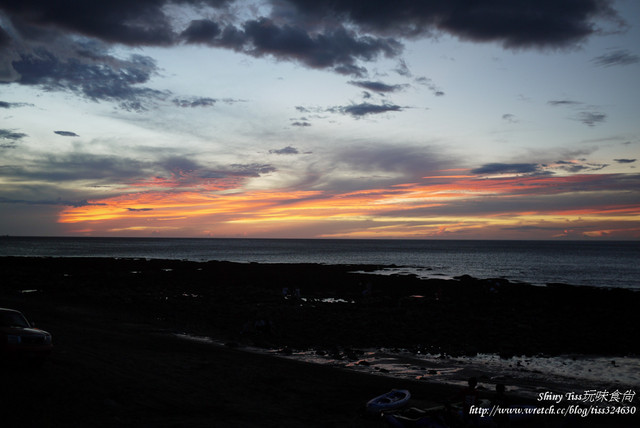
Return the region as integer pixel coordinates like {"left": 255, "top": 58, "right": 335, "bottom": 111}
{"left": 1, "top": 237, "right": 638, "bottom": 289}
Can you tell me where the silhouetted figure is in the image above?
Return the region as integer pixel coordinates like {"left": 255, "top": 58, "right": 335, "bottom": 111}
{"left": 453, "top": 377, "right": 479, "bottom": 427}
{"left": 491, "top": 383, "right": 509, "bottom": 427}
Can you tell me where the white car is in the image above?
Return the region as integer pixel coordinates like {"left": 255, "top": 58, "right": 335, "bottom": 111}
{"left": 0, "top": 308, "right": 53, "bottom": 364}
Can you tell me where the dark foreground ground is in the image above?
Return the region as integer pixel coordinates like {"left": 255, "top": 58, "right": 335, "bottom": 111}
{"left": 1, "top": 257, "right": 638, "bottom": 427}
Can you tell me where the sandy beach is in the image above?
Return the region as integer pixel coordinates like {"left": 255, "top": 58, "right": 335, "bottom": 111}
{"left": 1, "top": 257, "right": 638, "bottom": 427}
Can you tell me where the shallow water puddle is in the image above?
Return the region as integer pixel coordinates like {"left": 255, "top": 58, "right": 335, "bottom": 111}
{"left": 175, "top": 333, "right": 640, "bottom": 398}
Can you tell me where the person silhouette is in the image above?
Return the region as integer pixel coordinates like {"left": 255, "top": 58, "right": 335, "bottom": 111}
{"left": 491, "top": 383, "right": 509, "bottom": 427}
{"left": 451, "top": 377, "right": 480, "bottom": 427}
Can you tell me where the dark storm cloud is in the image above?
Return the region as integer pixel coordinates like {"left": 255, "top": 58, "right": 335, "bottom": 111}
{"left": 2, "top": 0, "right": 621, "bottom": 50}
{"left": 180, "top": 19, "right": 222, "bottom": 44}
{"left": 614, "top": 159, "right": 636, "bottom": 164}
{"left": 0, "top": 24, "right": 10, "bottom": 46}
{"left": 0, "top": 153, "right": 149, "bottom": 206}
{"left": 548, "top": 100, "right": 582, "bottom": 106}
{"left": 555, "top": 161, "right": 608, "bottom": 173}
{"left": 331, "top": 102, "right": 403, "bottom": 117}
{"left": 127, "top": 207, "right": 153, "bottom": 212}
{"left": 412, "top": 189, "right": 639, "bottom": 219}
{"left": 394, "top": 59, "right": 411, "bottom": 77}
{"left": 414, "top": 76, "right": 444, "bottom": 96}
{"left": 472, "top": 163, "right": 540, "bottom": 175}
{"left": 172, "top": 97, "right": 218, "bottom": 108}
{"left": 333, "top": 143, "right": 453, "bottom": 181}
{"left": 54, "top": 131, "right": 79, "bottom": 137}
{"left": 0, "top": 128, "right": 24, "bottom": 149}
{"left": 348, "top": 80, "right": 407, "bottom": 93}
{"left": 157, "top": 157, "right": 277, "bottom": 181}
{"left": 0, "top": 0, "right": 624, "bottom": 100}
{"left": 547, "top": 100, "right": 607, "bottom": 127}
{"left": 295, "top": 102, "right": 404, "bottom": 118}
{"left": 307, "top": 143, "right": 456, "bottom": 193}
{"left": 0, "top": 101, "right": 32, "bottom": 108}
{"left": 502, "top": 113, "right": 517, "bottom": 123}
{"left": 592, "top": 49, "right": 640, "bottom": 67}
{"left": 282, "top": 0, "right": 620, "bottom": 48}
{"left": 291, "top": 121, "right": 311, "bottom": 127}
{"left": 0, "top": 0, "right": 177, "bottom": 46}
{"left": 227, "top": 18, "right": 401, "bottom": 76}
{"left": 0, "top": 196, "right": 102, "bottom": 207}
{"left": 172, "top": 97, "right": 243, "bottom": 107}
{"left": 587, "top": 163, "right": 609, "bottom": 171}
{"left": 0, "top": 0, "right": 625, "bottom": 117}
{"left": 11, "top": 50, "right": 166, "bottom": 110}
{"left": 158, "top": 156, "right": 200, "bottom": 175}
{"left": 229, "top": 163, "right": 276, "bottom": 176}
{"left": 0, "top": 129, "right": 27, "bottom": 141}
{"left": 575, "top": 111, "right": 607, "bottom": 127}
{"left": 333, "top": 64, "right": 368, "bottom": 78}
{"left": 0, "top": 152, "right": 276, "bottom": 192}
{"left": 269, "top": 146, "right": 299, "bottom": 155}
{"left": 4, "top": 153, "right": 150, "bottom": 182}
{"left": 178, "top": 17, "right": 401, "bottom": 76}
{"left": 379, "top": 174, "right": 640, "bottom": 219}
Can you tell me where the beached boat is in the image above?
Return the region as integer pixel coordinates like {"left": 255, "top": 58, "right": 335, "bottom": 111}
{"left": 366, "top": 389, "right": 411, "bottom": 413}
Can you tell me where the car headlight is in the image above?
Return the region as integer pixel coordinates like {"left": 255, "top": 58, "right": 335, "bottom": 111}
{"left": 7, "top": 335, "right": 21, "bottom": 344}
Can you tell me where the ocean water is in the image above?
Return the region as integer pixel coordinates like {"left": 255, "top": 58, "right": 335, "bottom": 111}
{"left": 1, "top": 237, "right": 638, "bottom": 289}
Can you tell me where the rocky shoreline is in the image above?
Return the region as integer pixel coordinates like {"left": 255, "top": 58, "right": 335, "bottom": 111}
{"left": 2, "top": 256, "right": 638, "bottom": 427}
{"left": 3, "top": 257, "right": 638, "bottom": 357}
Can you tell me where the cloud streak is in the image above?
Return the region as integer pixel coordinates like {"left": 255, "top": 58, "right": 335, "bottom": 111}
{"left": 54, "top": 130, "right": 79, "bottom": 137}
{"left": 331, "top": 102, "right": 403, "bottom": 117}
{"left": 0, "top": 129, "right": 27, "bottom": 142}
{"left": 0, "top": 196, "right": 101, "bottom": 208}
{"left": 592, "top": 49, "right": 640, "bottom": 67}
{"left": 57, "top": 170, "right": 640, "bottom": 239}
{"left": 0, "top": 101, "right": 33, "bottom": 108}
{"left": 471, "top": 163, "right": 540, "bottom": 175}
{"left": 575, "top": 111, "right": 607, "bottom": 127}
{"left": 0, "top": 151, "right": 275, "bottom": 192}
{"left": 269, "top": 146, "right": 299, "bottom": 155}
{"left": 547, "top": 99, "right": 607, "bottom": 127}
{"left": 348, "top": 80, "right": 407, "bottom": 93}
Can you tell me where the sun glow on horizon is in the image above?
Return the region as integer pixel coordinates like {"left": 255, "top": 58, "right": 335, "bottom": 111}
{"left": 58, "top": 172, "right": 640, "bottom": 239}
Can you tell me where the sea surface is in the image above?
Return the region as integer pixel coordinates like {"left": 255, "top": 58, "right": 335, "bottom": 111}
{"left": 1, "top": 237, "right": 638, "bottom": 289}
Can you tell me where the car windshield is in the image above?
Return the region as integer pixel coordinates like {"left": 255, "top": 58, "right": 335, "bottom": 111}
{"left": 0, "top": 312, "right": 30, "bottom": 328}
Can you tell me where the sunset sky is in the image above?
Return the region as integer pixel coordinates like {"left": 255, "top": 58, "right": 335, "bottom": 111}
{"left": 1, "top": 0, "right": 639, "bottom": 239}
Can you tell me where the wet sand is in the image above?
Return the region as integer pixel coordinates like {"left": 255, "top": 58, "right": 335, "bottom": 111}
{"left": 1, "top": 257, "right": 638, "bottom": 427}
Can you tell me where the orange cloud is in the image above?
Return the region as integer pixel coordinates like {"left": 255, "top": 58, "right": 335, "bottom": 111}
{"left": 58, "top": 172, "right": 640, "bottom": 239}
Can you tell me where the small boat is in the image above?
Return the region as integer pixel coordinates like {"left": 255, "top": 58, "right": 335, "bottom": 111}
{"left": 366, "top": 389, "right": 411, "bottom": 413}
